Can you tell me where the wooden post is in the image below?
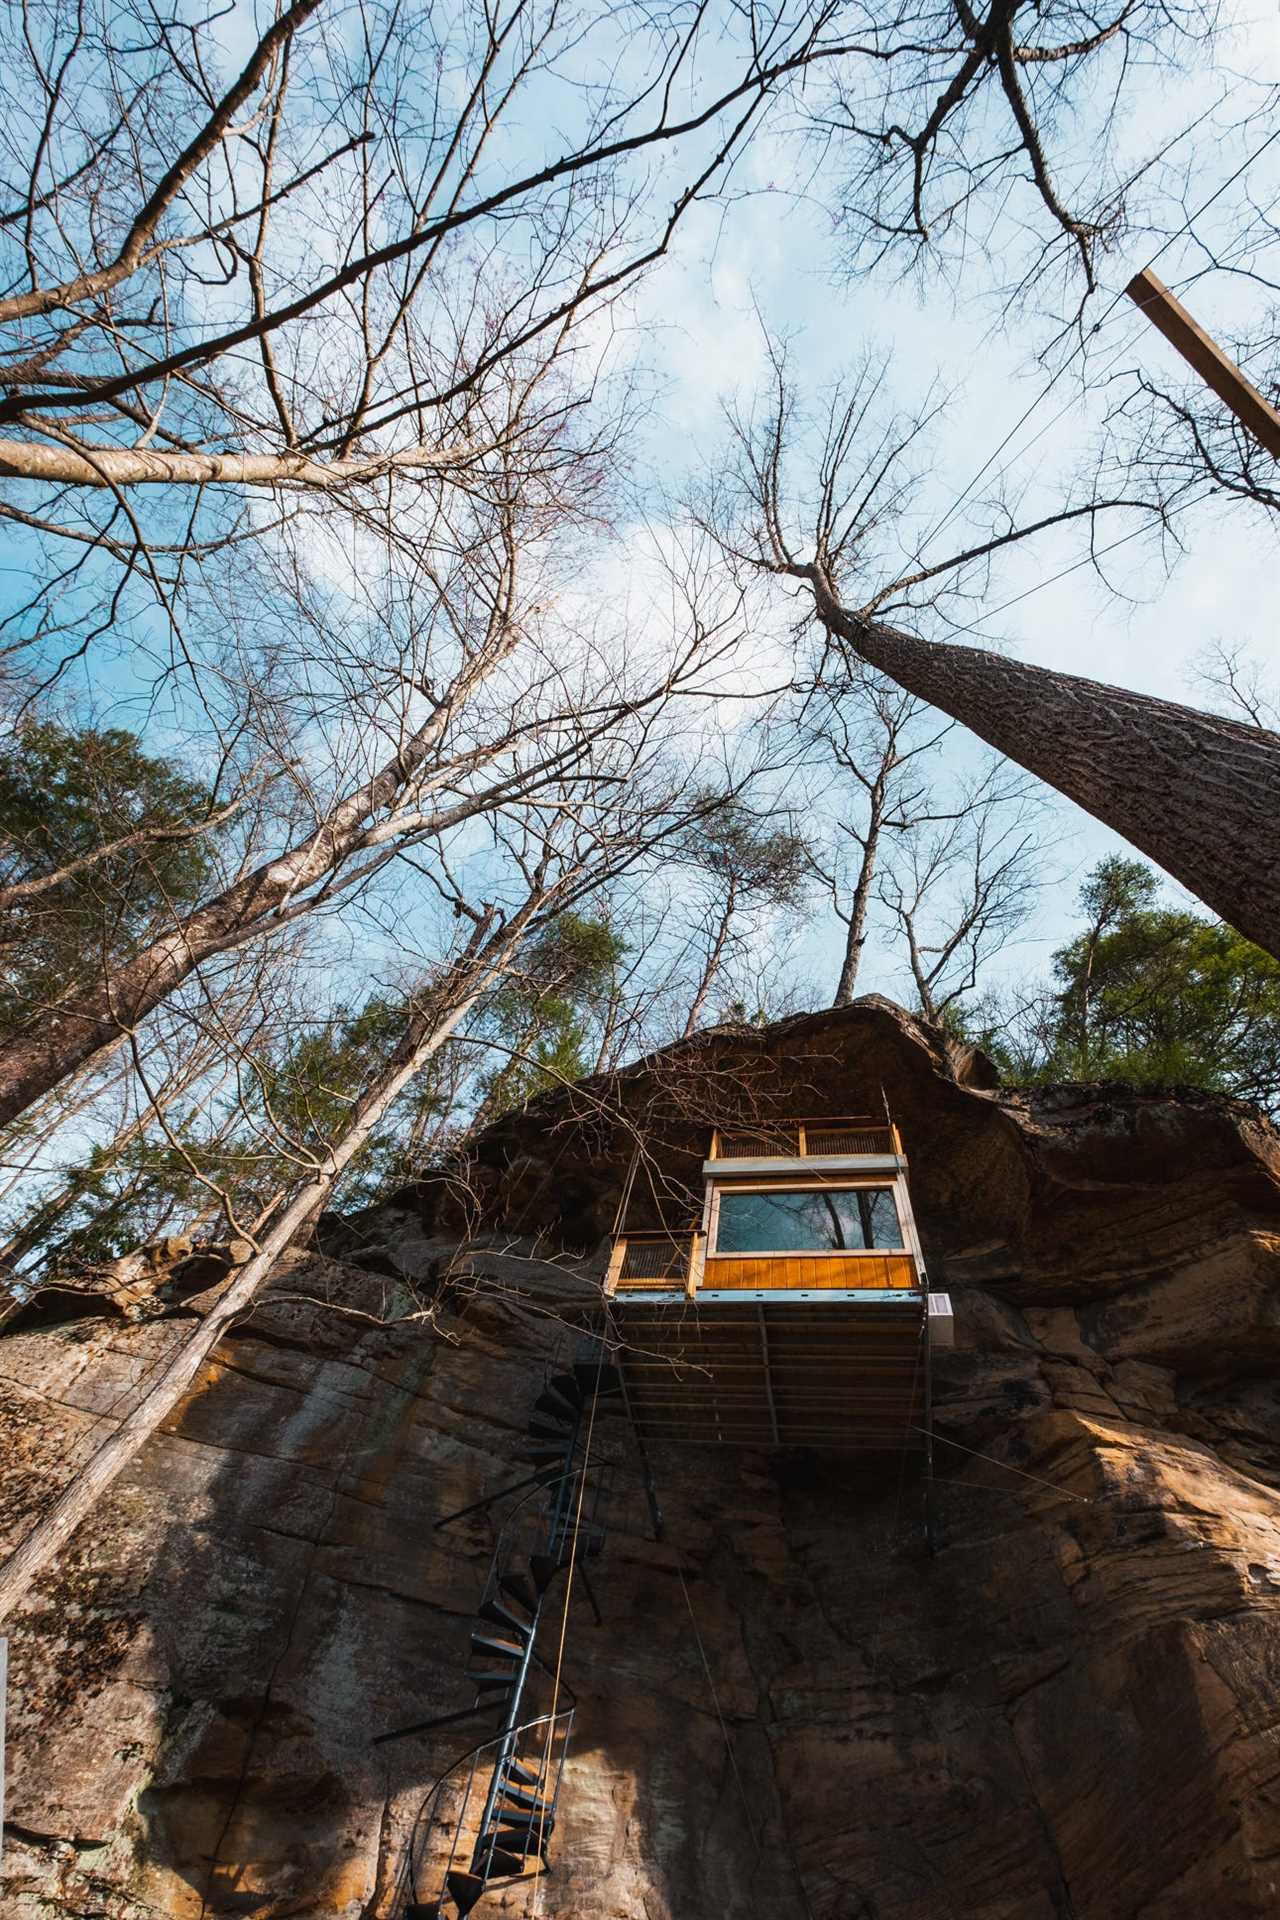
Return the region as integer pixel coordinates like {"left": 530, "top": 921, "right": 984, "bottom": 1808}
{"left": 1125, "top": 267, "right": 1280, "bottom": 459}
{"left": 604, "top": 1237, "right": 626, "bottom": 1298}
{"left": 686, "top": 1230, "right": 701, "bottom": 1300}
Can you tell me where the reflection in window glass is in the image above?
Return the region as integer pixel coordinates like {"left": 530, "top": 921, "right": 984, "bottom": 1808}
{"left": 714, "top": 1186, "right": 903, "bottom": 1254}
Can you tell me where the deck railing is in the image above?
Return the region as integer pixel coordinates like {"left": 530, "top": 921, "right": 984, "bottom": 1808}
{"left": 605, "top": 1230, "right": 699, "bottom": 1296}
{"left": 708, "top": 1117, "right": 901, "bottom": 1160}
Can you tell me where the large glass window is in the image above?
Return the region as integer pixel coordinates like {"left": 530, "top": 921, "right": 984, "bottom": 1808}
{"left": 713, "top": 1185, "right": 904, "bottom": 1254}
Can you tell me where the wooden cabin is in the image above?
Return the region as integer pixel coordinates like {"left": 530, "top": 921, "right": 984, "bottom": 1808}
{"left": 602, "top": 1116, "right": 950, "bottom": 1452}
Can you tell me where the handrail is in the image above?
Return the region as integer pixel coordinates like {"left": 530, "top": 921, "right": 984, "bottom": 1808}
{"left": 613, "top": 1228, "right": 699, "bottom": 1242}
{"left": 394, "top": 1707, "right": 576, "bottom": 1915}
{"left": 387, "top": 1340, "right": 614, "bottom": 1916}
{"left": 476, "top": 1467, "right": 606, "bottom": 1713}
{"left": 606, "top": 1230, "right": 698, "bottom": 1295}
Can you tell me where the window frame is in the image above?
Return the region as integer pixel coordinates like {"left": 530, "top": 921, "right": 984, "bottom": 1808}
{"left": 704, "top": 1177, "right": 909, "bottom": 1259}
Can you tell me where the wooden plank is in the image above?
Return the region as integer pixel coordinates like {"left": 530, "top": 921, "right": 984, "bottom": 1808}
{"left": 702, "top": 1252, "right": 917, "bottom": 1291}
{"left": 1126, "top": 267, "right": 1280, "bottom": 459}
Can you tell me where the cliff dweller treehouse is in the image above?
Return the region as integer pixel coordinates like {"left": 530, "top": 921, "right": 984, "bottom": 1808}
{"left": 603, "top": 1114, "right": 952, "bottom": 1454}
{"left": 388, "top": 1104, "right": 952, "bottom": 1917}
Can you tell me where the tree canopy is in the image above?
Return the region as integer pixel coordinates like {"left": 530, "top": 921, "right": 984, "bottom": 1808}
{"left": 975, "top": 858, "right": 1280, "bottom": 1113}
{"left": 474, "top": 914, "right": 628, "bottom": 1121}
{"left": 0, "top": 720, "right": 228, "bottom": 1038}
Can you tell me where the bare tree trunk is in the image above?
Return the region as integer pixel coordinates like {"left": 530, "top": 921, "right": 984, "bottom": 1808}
{"left": 0, "top": 1039, "right": 130, "bottom": 1213}
{"left": 0, "top": 909, "right": 532, "bottom": 1625}
{"left": 1077, "top": 926, "right": 1102, "bottom": 1071}
{"left": 0, "top": 634, "right": 518, "bottom": 1131}
{"left": 593, "top": 988, "right": 624, "bottom": 1075}
{"left": 0, "top": 440, "right": 485, "bottom": 488}
{"left": 682, "top": 882, "right": 737, "bottom": 1038}
{"left": 0, "top": 1123, "right": 139, "bottom": 1269}
{"left": 832, "top": 799, "right": 883, "bottom": 1007}
{"left": 0, "top": 1031, "right": 233, "bottom": 1267}
{"left": 468, "top": 1012, "right": 540, "bottom": 1136}
{"left": 797, "top": 570, "right": 1280, "bottom": 961}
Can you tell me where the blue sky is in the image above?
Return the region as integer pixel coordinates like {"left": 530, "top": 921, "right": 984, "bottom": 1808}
{"left": 604, "top": 9, "right": 1280, "bottom": 1005}
{"left": 4, "top": 0, "right": 1277, "bottom": 1026}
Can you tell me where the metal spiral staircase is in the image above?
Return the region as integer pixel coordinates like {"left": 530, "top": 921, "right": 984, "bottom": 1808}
{"left": 387, "top": 1353, "right": 622, "bottom": 1919}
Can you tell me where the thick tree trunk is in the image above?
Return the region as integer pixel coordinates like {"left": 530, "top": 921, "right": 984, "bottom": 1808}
{"left": 0, "top": 910, "right": 530, "bottom": 1625}
{"left": 800, "top": 571, "right": 1280, "bottom": 960}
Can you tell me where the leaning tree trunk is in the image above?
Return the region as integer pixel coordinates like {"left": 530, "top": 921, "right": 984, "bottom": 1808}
{"left": 0, "top": 635, "right": 518, "bottom": 1131}
{"left": 832, "top": 809, "right": 882, "bottom": 1008}
{"left": 682, "top": 882, "right": 737, "bottom": 1038}
{"left": 0, "top": 906, "right": 535, "bottom": 1625}
{"left": 797, "top": 568, "right": 1280, "bottom": 961}
{"left": 0, "top": 441, "right": 482, "bottom": 487}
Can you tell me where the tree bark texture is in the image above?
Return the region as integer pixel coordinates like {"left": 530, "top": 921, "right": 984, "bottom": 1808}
{"left": 821, "top": 599, "right": 1280, "bottom": 961}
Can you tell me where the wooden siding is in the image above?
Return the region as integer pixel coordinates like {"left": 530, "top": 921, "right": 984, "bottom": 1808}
{"left": 702, "top": 1252, "right": 916, "bottom": 1291}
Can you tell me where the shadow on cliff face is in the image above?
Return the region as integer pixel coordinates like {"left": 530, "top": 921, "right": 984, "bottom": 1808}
{"left": 13, "top": 1239, "right": 1280, "bottom": 1919}
{"left": 115, "top": 1259, "right": 771, "bottom": 1919}
{"left": 119, "top": 1261, "right": 528, "bottom": 1918}
{"left": 117, "top": 1258, "right": 841, "bottom": 1919}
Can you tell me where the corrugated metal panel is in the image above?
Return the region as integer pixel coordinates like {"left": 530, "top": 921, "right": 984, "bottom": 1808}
{"left": 608, "top": 1299, "right": 926, "bottom": 1451}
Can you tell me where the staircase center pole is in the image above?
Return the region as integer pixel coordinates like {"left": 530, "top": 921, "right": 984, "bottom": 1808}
{"left": 472, "top": 1397, "right": 585, "bottom": 1873}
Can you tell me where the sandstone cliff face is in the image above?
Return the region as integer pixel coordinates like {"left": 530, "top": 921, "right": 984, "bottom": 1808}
{"left": 2, "top": 1001, "right": 1279, "bottom": 1919}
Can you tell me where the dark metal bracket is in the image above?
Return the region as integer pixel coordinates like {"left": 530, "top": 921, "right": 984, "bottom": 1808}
{"left": 433, "top": 1470, "right": 550, "bottom": 1531}
{"left": 372, "top": 1699, "right": 501, "bottom": 1747}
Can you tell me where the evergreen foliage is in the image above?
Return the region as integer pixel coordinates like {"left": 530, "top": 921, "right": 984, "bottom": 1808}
{"left": 969, "top": 858, "right": 1280, "bottom": 1113}
{"left": 678, "top": 798, "right": 810, "bottom": 908}
{"left": 20, "top": 995, "right": 446, "bottom": 1271}
{"left": 0, "top": 721, "right": 223, "bottom": 1035}
{"left": 13, "top": 916, "right": 629, "bottom": 1273}
{"left": 474, "top": 914, "right": 628, "bottom": 1121}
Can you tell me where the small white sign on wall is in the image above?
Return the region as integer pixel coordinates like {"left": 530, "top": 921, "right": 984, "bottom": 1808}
{"left": 928, "top": 1291, "right": 955, "bottom": 1347}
